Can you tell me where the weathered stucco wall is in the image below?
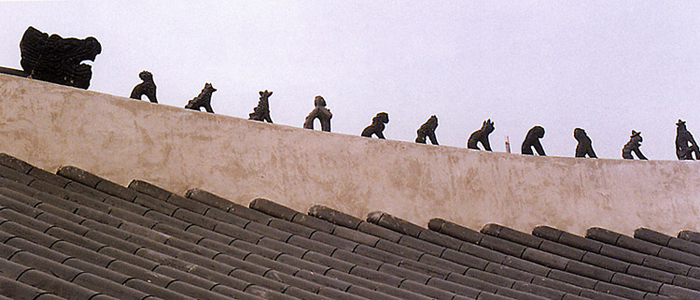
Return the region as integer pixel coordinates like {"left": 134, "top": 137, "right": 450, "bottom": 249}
{"left": 1, "top": 74, "right": 698, "bottom": 236}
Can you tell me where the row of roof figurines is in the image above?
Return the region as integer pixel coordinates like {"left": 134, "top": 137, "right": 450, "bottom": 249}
{"left": 131, "top": 72, "right": 700, "bottom": 161}
{"left": 11, "top": 26, "right": 697, "bottom": 161}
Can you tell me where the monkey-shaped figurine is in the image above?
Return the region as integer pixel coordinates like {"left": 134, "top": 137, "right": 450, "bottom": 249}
{"left": 415, "top": 115, "right": 439, "bottom": 145}
{"left": 130, "top": 70, "right": 157, "bottom": 103}
{"left": 675, "top": 119, "right": 700, "bottom": 160}
{"left": 185, "top": 83, "right": 216, "bottom": 113}
{"left": 521, "top": 126, "right": 546, "bottom": 156}
{"left": 303, "top": 95, "right": 332, "bottom": 131}
{"left": 249, "top": 90, "right": 273, "bottom": 123}
{"left": 574, "top": 128, "right": 597, "bottom": 158}
{"left": 361, "top": 112, "right": 389, "bottom": 139}
{"left": 622, "top": 130, "right": 647, "bottom": 160}
{"left": 467, "top": 119, "right": 495, "bottom": 151}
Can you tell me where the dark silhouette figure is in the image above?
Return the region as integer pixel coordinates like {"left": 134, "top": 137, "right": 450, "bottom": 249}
{"left": 522, "top": 126, "right": 546, "bottom": 156}
{"left": 415, "top": 115, "right": 439, "bottom": 145}
{"left": 249, "top": 90, "right": 273, "bottom": 123}
{"left": 361, "top": 112, "right": 389, "bottom": 139}
{"left": 622, "top": 130, "right": 647, "bottom": 160}
{"left": 467, "top": 119, "right": 495, "bottom": 151}
{"left": 303, "top": 95, "right": 332, "bottom": 131}
{"left": 185, "top": 83, "right": 216, "bottom": 113}
{"left": 130, "top": 71, "right": 157, "bottom": 103}
{"left": 19, "top": 26, "right": 102, "bottom": 89}
{"left": 574, "top": 128, "right": 597, "bottom": 158}
{"left": 675, "top": 119, "right": 700, "bottom": 160}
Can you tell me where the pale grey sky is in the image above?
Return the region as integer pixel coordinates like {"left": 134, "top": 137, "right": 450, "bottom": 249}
{"left": 3, "top": 1, "right": 700, "bottom": 160}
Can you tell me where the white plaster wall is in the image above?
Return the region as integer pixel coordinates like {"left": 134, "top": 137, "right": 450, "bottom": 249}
{"left": 1, "top": 74, "right": 698, "bottom": 236}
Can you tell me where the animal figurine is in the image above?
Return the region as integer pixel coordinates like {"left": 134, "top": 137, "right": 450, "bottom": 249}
{"left": 249, "top": 90, "right": 273, "bottom": 123}
{"left": 622, "top": 130, "right": 647, "bottom": 160}
{"left": 130, "top": 70, "right": 157, "bottom": 103}
{"left": 521, "top": 126, "right": 546, "bottom": 156}
{"left": 303, "top": 95, "right": 332, "bottom": 131}
{"left": 467, "top": 119, "right": 495, "bottom": 151}
{"left": 185, "top": 83, "right": 216, "bottom": 113}
{"left": 19, "top": 26, "right": 102, "bottom": 89}
{"left": 415, "top": 115, "right": 439, "bottom": 145}
{"left": 361, "top": 112, "right": 389, "bottom": 139}
{"left": 675, "top": 119, "right": 700, "bottom": 160}
{"left": 574, "top": 128, "right": 597, "bottom": 158}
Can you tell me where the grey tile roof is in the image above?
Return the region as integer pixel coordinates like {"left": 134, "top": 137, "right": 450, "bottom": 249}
{"left": 0, "top": 153, "right": 698, "bottom": 299}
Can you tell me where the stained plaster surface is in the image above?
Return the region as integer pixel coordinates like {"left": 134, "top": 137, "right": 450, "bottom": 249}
{"left": 0, "top": 73, "right": 698, "bottom": 235}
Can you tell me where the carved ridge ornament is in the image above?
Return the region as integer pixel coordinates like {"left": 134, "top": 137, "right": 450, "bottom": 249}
{"left": 361, "top": 112, "right": 389, "bottom": 139}
{"left": 303, "top": 95, "right": 332, "bottom": 132}
{"left": 521, "top": 126, "right": 546, "bottom": 156}
{"left": 19, "top": 26, "right": 102, "bottom": 89}
{"left": 574, "top": 128, "right": 597, "bottom": 158}
{"left": 675, "top": 119, "right": 700, "bottom": 160}
{"left": 185, "top": 83, "right": 216, "bottom": 113}
{"left": 622, "top": 130, "right": 647, "bottom": 160}
{"left": 249, "top": 90, "right": 273, "bottom": 123}
{"left": 467, "top": 119, "right": 495, "bottom": 151}
{"left": 415, "top": 115, "right": 439, "bottom": 145}
{"left": 130, "top": 71, "right": 158, "bottom": 103}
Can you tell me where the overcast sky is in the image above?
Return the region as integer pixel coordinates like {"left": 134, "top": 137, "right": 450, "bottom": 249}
{"left": 2, "top": 1, "right": 700, "bottom": 160}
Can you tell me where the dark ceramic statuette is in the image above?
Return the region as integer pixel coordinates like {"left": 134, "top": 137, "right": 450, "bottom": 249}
{"left": 467, "top": 119, "right": 495, "bottom": 151}
{"left": 19, "top": 26, "right": 101, "bottom": 89}
{"left": 521, "top": 126, "right": 546, "bottom": 156}
{"left": 185, "top": 83, "right": 216, "bottom": 113}
{"left": 130, "top": 71, "right": 157, "bottom": 103}
{"left": 249, "top": 90, "right": 273, "bottom": 123}
{"left": 675, "top": 119, "right": 700, "bottom": 160}
{"left": 361, "top": 112, "right": 389, "bottom": 139}
{"left": 622, "top": 130, "right": 647, "bottom": 160}
{"left": 415, "top": 115, "right": 439, "bottom": 145}
{"left": 574, "top": 128, "right": 597, "bottom": 158}
{"left": 303, "top": 95, "right": 332, "bottom": 131}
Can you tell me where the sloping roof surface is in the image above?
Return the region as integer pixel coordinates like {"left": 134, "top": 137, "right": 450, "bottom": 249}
{"left": 0, "top": 153, "right": 698, "bottom": 300}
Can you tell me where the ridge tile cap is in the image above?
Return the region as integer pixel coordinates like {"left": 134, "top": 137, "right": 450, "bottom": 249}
{"left": 128, "top": 180, "right": 172, "bottom": 200}
{"left": 290, "top": 213, "right": 335, "bottom": 234}
{"left": 678, "top": 230, "right": 700, "bottom": 244}
{"left": 428, "top": 218, "right": 483, "bottom": 244}
{"left": 185, "top": 188, "right": 235, "bottom": 211}
{"left": 56, "top": 166, "right": 102, "bottom": 188}
{"left": 586, "top": 227, "right": 622, "bottom": 245}
{"left": 427, "top": 218, "right": 446, "bottom": 232}
{"left": 186, "top": 189, "right": 273, "bottom": 224}
{"left": 481, "top": 223, "right": 504, "bottom": 237}
{"left": 366, "top": 211, "right": 423, "bottom": 238}
{"left": 532, "top": 225, "right": 564, "bottom": 241}
{"left": 0, "top": 153, "right": 34, "bottom": 174}
{"left": 95, "top": 180, "right": 138, "bottom": 202}
{"left": 249, "top": 198, "right": 299, "bottom": 221}
{"left": 484, "top": 224, "right": 544, "bottom": 249}
{"left": 27, "top": 168, "right": 71, "bottom": 188}
{"left": 635, "top": 228, "right": 672, "bottom": 247}
{"left": 308, "top": 205, "right": 362, "bottom": 229}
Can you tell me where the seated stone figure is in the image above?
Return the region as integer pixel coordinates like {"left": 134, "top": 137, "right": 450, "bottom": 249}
{"left": 415, "top": 115, "right": 439, "bottom": 145}
{"left": 361, "top": 112, "right": 389, "bottom": 139}
{"left": 675, "top": 119, "right": 700, "bottom": 160}
{"left": 521, "top": 126, "right": 546, "bottom": 156}
{"left": 574, "top": 128, "right": 597, "bottom": 158}
{"left": 467, "top": 119, "right": 495, "bottom": 151}
{"left": 303, "top": 95, "right": 332, "bottom": 131}
{"left": 130, "top": 71, "right": 157, "bottom": 103}
{"left": 19, "top": 26, "right": 102, "bottom": 89}
{"left": 185, "top": 83, "right": 216, "bottom": 113}
{"left": 622, "top": 130, "right": 647, "bottom": 160}
{"left": 249, "top": 90, "right": 273, "bottom": 123}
